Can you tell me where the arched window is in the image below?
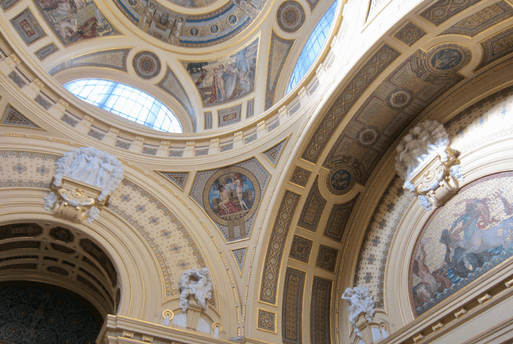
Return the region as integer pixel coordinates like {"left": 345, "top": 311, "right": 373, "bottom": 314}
{"left": 64, "top": 79, "right": 183, "bottom": 133}
{"left": 286, "top": 0, "right": 338, "bottom": 93}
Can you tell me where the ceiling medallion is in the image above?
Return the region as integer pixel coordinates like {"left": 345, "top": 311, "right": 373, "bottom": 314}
{"left": 277, "top": 1, "right": 305, "bottom": 33}
{"left": 133, "top": 51, "right": 161, "bottom": 79}
{"left": 326, "top": 166, "right": 356, "bottom": 196}
{"left": 202, "top": 166, "right": 261, "bottom": 227}
{"left": 356, "top": 125, "right": 380, "bottom": 147}
{"left": 386, "top": 88, "right": 413, "bottom": 110}
{"left": 424, "top": 44, "right": 471, "bottom": 74}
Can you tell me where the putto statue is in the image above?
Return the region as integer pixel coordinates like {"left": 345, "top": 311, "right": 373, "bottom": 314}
{"left": 179, "top": 268, "right": 213, "bottom": 312}
{"left": 44, "top": 147, "right": 124, "bottom": 223}
{"left": 342, "top": 286, "right": 375, "bottom": 339}
{"left": 395, "top": 120, "right": 463, "bottom": 210}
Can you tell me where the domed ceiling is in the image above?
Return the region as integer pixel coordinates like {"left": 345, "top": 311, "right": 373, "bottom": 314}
{"left": 114, "top": 0, "right": 266, "bottom": 47}
{"left": 2, "top": 0, "right": 336, "bottom": 133}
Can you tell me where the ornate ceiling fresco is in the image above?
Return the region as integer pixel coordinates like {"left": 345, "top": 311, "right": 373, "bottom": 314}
{"left": 2, "top": 0, "right": 513, "bottom": 343}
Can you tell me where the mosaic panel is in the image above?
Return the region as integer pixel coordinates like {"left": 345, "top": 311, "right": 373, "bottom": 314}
{"left": 260, "top": 191, "right": 300, "bottom": 304}
{"left": 34, "top": 94, "right": 52, "bottom": 110}
{"left": 157, "top": 67, "right": 196, "bottom": 130}
{"left": 33, "top": 0, "right": 120, "bottom": 45}
{"left": 190, "top": 159, "right": 269, "bottom": 242}
{"left": 182, "top": 38, "right": 258, "bottom": 107}
{"left": 114, "top": 138, "right": 131, "bottom": 150}
{"left": 218, "top": 104, "right": 241, "bottom": 127}
{"left": 0, "top": 150, "right": 204, "bottom": 298}
{"left": 355, "top": 86, "right": 513, "bottom": 309}
{"left": 301, "top": 45, "right": 400, "bottom": 164}
{"left": 277, "top": 1, "right": 305, "bottom": 33}
{"left": 297, "top": 176, "right": 325, "bottom": 232}
{"left": 282, "top": 267, "right": 305, "bottom": 344}
{"left": 410, "top": 172, "right": 513, "bottom": 316}
{"left": 10, "top": 8, "right": 46, "bottom": 45}
{"left": 310, "top": 276, "right": 332, "bottom": 344}
{"left": 289, "top": 235, "right": 313, "bottom": 263}
{"left": 247, "top": 98, "right": 255, "bottom": 118}
{"left": 305, "top": 0, "right": 320, "bottom": 11}
{"left": 290, "top": 166, "right": 311, "bottom": 187}
{"left": 168, "top": 0, "right": 216, "bottom": 8}
{"left": 394, "top": 22, "right": 426, "bottom": 46}
{"left": 110, "top": 179, "right": 206, "bottom": 297}
{"left": 231, "top": 247, "right": 246, "bottom": 272}
{"left": 49, "top": 49, "right": 130, "bottom": 75}
{"left": 113, "top": 0, "right": 264, "bottom": 47}
{"left": 8, "top": 70, "right": 26, "bottom": 88}
{"left": 204, "top": 112, "right": 212, "bottom": 129}
{"left": 266, "top": 32, "right": 294, "bottom": 110}
{"left": 315, "top": 244, "right": 338, "bottom": 272}
{"left": 257, "top": 309, "right": 276, "bottom": 332}
{"left": 1, "top": 105, "right": 40, "bottom": 129}
{"left": 87, "top": 127, "right": 105, "bottom": 141}
{"left": 323, "top": 44, "right": 470, "bottom": 188}
{"left": 133, "top": 51, "right": 161, "bottom": 79}
{"left": 420, "top": 0, "right": 483, "bottom": 26}
{"left": 324, "top": 199, "right": 356, "bottom": 242}
{"left": 476, "top": 26, "right": 513, "bottom": 71}
{"left": 158, "top": 172, "right": 188, "bottom": 190}
{"left": 263, "top": 139, "right": 287, "bottom": 167}
{"left": 35, "top": 43, "right": 58, "bottom": 61}
{"left": 354, "top": 176, "right": 413, "bottom": 307}
{"left": 0, "top": 0, "right": 19, "bottom": 10}
{"left": 440, "top": 1, "right": 513, "bottom": 37}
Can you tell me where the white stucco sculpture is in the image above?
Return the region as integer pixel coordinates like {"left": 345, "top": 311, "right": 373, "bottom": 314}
{"left": 395, "top": 120, "right": 463, "bottom": 210}
{"left": 342, "top": 286, "right": 375, "bottom": 339}
{"left": 44, "top": 147, "right": 123, "bottom": 223}
{"left": 179, "top": 268, "right": 213, "bottom": 312}
{"left": 53, "top": 147, "right": 124, "bottom": 201}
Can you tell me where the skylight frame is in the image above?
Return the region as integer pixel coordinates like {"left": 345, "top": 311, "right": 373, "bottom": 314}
{"left": 286, "top": 0, "right": 339, "bottom": 94}
{"left": 64, "top": 79, "right": 183, "bottom": 134}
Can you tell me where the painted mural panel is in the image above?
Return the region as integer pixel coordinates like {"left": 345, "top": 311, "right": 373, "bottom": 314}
{"left": 190, "top": 158, "right": 269, "bottom": 242}
{"left": 410, "top": 171, "right": 513, "bottom": 316}
{"left": 33, "top": 0, "right": 120, "bottom": 45}
{"left": 182, "top": 38, "right": 258, "bottom": 107}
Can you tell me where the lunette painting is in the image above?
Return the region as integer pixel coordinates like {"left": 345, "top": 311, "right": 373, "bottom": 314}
{"left": 409, "top": 171, "right": 513, "bottom": 316}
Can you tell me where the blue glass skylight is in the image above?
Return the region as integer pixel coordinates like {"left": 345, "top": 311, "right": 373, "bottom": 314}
{"left": 64, "top": 79, "right": 183, "bottom": 133}
{"left": 286, "top": 0, "right": 338, "bottom": 93}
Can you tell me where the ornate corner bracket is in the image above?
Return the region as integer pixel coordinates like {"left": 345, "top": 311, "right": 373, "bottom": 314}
{"left": 44, "top": 147, "right": 124, "bottom": 223}
{"left": 395, "top": 121, "right": 463, "bottom": 211}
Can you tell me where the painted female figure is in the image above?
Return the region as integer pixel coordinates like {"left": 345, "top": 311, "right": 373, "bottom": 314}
{"left": 231, "top": 173, "right": 249, "bottom": 211}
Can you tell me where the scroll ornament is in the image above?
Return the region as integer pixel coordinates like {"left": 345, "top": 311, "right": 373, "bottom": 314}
{"left": 44, "top": 147, "right": 124, "bottom": 223}
{"left": 395, "top": 120, "right": 463, "bottom": 210}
